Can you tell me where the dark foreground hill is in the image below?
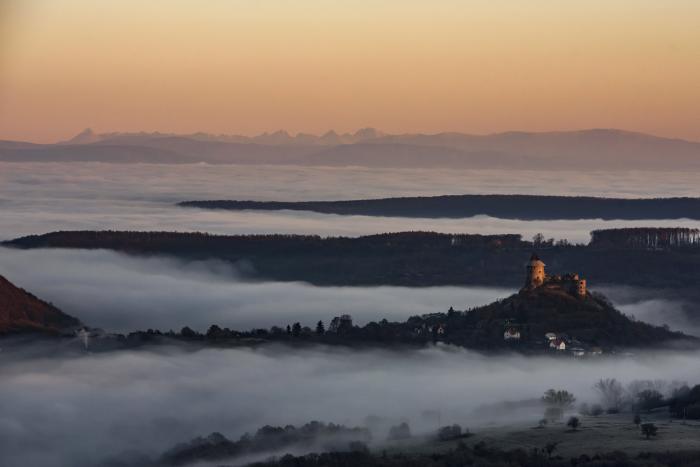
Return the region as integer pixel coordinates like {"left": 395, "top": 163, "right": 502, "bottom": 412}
{"left": 179, "top": 195, "right": 700, "bottom": 221}
{"left": 0, "top": 274, "right": 80, "bottom": 334}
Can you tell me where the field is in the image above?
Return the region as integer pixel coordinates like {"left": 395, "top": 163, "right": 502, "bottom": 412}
{"left": 395, "top": 411, "right": 700, "bottom": 457}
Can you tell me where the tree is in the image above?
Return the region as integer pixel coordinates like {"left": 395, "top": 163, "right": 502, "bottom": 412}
{"left": 180, "top": 326, "right": 197, "bottom": 338}
{"left": 328, "top": 317, "right": 340, "bottom": 333}
{"left": 544, "top": 441, "right": 559, "bottom": 459}
{"left": 593, "top": 378, "right": 624, "bottom": 411}
{"left": 206, "top": 324, "right": 222, "bottom": 338}
{"left": 436, "top": 424, "right": 462, "bottom": 441}
{"left": 641, "top": 423, "right": 658, "bottom": 439}
{"left": 533, "top": 233, "right": 545, "bottom": 246}
{"left": 286, "top": 325, "right": 291, "bottom": 335}
{"left": 590, "top": 404, "right": 604, "bottom": 416}
{"left": 542, "top": 389, "right": 576, "bottom": 409}
{"left": 567, "top": 416, "right": 580, "bottom": 431}
{"left": 633, "top": 413, "right": 642, "bottom": 426}
{"left": 315, "top": 320, "right": 325, "bottom": 335}
{"left": 291, "top": 322, "right": 302, "bottom": 337}
{"left": 637, "top": 389, "right": 664, "bottom": 413}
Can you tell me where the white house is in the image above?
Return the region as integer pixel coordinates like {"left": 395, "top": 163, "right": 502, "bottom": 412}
{"left": 504, "top": 328, "right": 521, "bottom": 340}
{"left": 550, "top": 338, "right": 566, "bottom": 351}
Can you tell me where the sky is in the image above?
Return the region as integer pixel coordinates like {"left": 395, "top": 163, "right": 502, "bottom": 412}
{"left": 1, "top": 0, "right": 699, "bottom": 143}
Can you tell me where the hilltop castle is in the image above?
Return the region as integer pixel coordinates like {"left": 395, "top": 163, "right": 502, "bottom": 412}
{"left": 521, "top": 254, "right": 587, "bottom": 298}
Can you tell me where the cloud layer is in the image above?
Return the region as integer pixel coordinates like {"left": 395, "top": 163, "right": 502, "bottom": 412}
{"left": 2, "top": 344, "right": 700, "bottom": 466}
{"left": 0, "top": 246, "right": 510, "bottom": 332}
{"left": 2, "top": 163, "right": 700, "bottom": 243}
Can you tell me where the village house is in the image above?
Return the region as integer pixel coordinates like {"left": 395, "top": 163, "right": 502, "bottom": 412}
{"left": 504, "top": 327, "right": 521, "bottom": 340}
{"left": 550, "top": 338, "right": 567, "bottom": 351}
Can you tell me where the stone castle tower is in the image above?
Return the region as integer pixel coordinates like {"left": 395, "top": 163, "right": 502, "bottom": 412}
{"left": 521, "top": 253, "right": 587, "bottom": 298}
{"left": 524, "top": 253, "right": 546, "bottom": 289}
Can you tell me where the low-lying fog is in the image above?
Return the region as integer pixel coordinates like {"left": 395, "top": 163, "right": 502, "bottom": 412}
{"left": 0, "top": 246, "right": 509, "bottom": 332}
{"left": 1, "top": 247, "right": 696, "bottom": 336}
{"left": 2, "top": 344, "right": 700, "bottom": 467}
{"left": 2, "top": 163, "right": 699, "bottom": 243}
{"left": 2, "top": 163, "right": 699, "bottom": 467}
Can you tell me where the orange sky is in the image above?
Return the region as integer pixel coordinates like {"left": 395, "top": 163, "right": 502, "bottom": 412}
{"left": 1, "top": 0, "right": 700, "bottom": 143}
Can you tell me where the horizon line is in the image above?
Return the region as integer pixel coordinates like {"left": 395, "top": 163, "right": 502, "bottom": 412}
{"left": 6, "top": 126, "right": 700, "bottom": 146}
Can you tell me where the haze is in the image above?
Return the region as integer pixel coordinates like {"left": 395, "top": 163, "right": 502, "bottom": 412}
{"left": 2, "top": 1, "right": 700, "bottom": 142}
{"left": 1, "top": 344, "right": 698, "bottom": 466}
{"left": 2, "top": 163, "right": 699, "bottom": 244}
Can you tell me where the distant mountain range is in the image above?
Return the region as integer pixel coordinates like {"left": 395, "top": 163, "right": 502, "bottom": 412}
{"left": 0, "top": 274, "right": 81, "bottom": 335}
{"left": 1, "top": 128, "right": 699, "bottom": 170}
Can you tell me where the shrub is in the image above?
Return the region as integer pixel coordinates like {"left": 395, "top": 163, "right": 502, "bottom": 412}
{"left": 436, "top": 424, "right": 462, "bottom": 441}
{"left": 641, "top": 423, "right": 658, "bottom": 439}
{"left": 567, "top": 416, "right": 580, "bottom": 431}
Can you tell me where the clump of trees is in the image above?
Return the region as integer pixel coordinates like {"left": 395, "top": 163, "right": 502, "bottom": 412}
{"left": 542, "top": 389, "right": 576, "bottom": 422}
{"left": 668, "top": 384, "right": 700, "bottom": 420}
{"left": 593, "top": 378, "right": 624, "bottom": 412}
{"left": 590, "top": 378, "right": 690, "bottom": 415}
{"left": 590, "top": 227, "right": 700, "bottom": 250}
{"left": 160, "top": 421, "right": 371, "bottom": 466}
{"left": 436, "top": 425, "right": 465, "bottom": 441}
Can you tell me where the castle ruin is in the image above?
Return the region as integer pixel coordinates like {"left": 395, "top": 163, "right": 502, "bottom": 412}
{"left": 521, "top": 253, "right": 587, "bottom": 298}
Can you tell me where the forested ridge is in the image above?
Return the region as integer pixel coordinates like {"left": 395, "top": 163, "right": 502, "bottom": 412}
{"left": 179, "top": 195, "right": 700, "bottom": 220}
{"left": 4, "top": 229, "right": 700, "bottom": 289}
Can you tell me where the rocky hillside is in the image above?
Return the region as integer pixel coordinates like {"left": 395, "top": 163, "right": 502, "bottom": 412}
{"left": 0, "top": 275, "right": 80, "bottom": 334}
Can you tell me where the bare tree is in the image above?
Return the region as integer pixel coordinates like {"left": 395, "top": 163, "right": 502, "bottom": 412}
{"left": 593, "top": 378, "right": 624, "bottom": 410}
{"left": 542, "top": 389, "right": 576, "bottom": 409}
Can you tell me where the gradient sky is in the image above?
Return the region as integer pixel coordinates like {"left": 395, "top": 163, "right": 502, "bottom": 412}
{"left": 1, "top": 0, "right": 699, "bottom": 143}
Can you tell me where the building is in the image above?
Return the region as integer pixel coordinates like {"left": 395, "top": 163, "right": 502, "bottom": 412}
{"left": 504, "top": 327, "right": 521, "bottom": 340}
{"left": 524, "top": 254, "right": 546, "bottom": 289}
{"left": 521, "top": 253, "right": 587, "bottom": 298}
{"left": 550, "top": 338, "right": 567, "bottom": 351}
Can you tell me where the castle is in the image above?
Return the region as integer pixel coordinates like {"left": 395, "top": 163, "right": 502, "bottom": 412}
{"left": 521, "top": 253, "right": 587, "bottom": 298}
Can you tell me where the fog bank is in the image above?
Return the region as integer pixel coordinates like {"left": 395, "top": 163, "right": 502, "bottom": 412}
{"left": 0, "top": 247, "right": 510, "bottom": 332}
{"left": 2, "top": 344, "right": 700, "bottom": 466}
{"left": 2, "top": 247, "right": 696, "bottom": 337}
{"left": 2, "top": 163, "right": 699, "bottom": 243}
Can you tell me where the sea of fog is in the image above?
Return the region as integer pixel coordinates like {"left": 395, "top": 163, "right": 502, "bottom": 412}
{"left": 1, "top": 247, "right": 697, "bottom": 336}
{"left": 2, "top": 163, "right": 700, "bottom": 467}
{"left": 2, "top": 344, "right": 700, "bottom": 466}
{"left": 1, "top": 162, "right": 699, "bottom": 243}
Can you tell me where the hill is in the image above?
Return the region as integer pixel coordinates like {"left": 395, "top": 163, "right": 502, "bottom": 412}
{"left": 4, "top": 230, "right": 700, "bottom": 290}
{"left": 178, "top": 195, "right": 700, "bottom": 221}
{"left": 0, "top": 275, "right": 81, "bottom": 334}
{"left": 116, "top": 280, "right": 693, "bottom": 354}
{"left": 455, "top": 287, "right": 687, "bottom": 350}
